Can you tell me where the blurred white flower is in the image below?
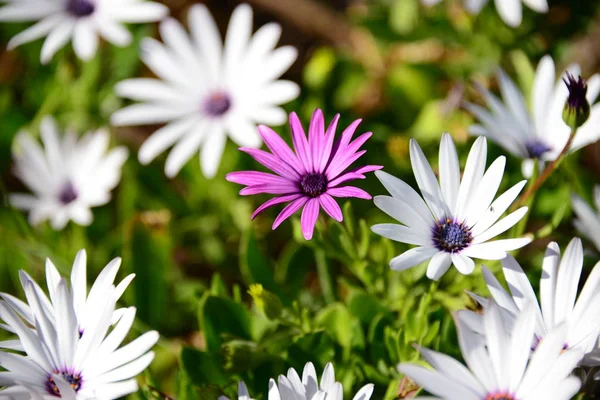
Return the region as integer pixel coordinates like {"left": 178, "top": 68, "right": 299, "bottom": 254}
{"left": 111, "top": 4, "right": 300, "bottom": 178}
{"left": 0, "top": 0, "right": 168, "bottom": 64}
{"left": 421, "top": 0, "right": 548, "bottom": 27}
{"left": 399, "top": 301, "right": 583, "bottom": 400}
{"left": 268, "top": 362, "right": 374, "bottom": 400}
{"left": 10, "top": 116, "right": 128, "bottom": 230}
{"left": 466, "top": 55, "right": 600, "bottom": 177}
{"left": 0, "top": 249, "right": 159, "bottom": 400}
{"left": 219, "top": 382, "right": 253, "bottom": 400}
{"left": 572, "top": 186, "right": 600, "bottom": 253}
{"left": 371, "top": 134, "right": 530, "bottom": 280}
{"left": 460, "top": 238, "right": 600, "bottom": 359}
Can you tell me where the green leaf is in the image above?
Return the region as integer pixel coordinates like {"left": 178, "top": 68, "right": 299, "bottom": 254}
{"left": 199, "top": 295, "right": 251, "bottom": 352}
{"left": 180, "top": 347, "right": 227, "bottom": 387}
{"left": 316, "top": 303, "right": 364, "bottom": 350}
{"left": 240, "top": 231, "right": 279, "bottom": 295}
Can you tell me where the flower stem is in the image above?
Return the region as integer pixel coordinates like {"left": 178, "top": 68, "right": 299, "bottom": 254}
{"left": 315, "top": 249, "right": 335, "bottom": 304}
{"left": 515, "top": 127, "right": 578, "bottom": 207}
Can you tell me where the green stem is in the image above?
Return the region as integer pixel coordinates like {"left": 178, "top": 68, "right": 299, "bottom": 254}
{"left": 315, "top": 249, "right": 335, "bottom": 304}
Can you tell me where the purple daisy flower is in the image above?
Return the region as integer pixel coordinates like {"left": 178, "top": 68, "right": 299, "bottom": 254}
{"left": 226, "top": 109, "right": 382, "bottom": 240}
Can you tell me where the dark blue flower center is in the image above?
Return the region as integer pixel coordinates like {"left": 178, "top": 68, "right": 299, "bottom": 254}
{"left": 46, "top": 370, "right": 83, "bottom": 396}
{"left": 525, "top": 140, "right": 552, "bottom": 159}
{"left": 59, "top": 182, "right": 78, "bottom": 205}
{"left": 433, "top": 218, "right": 472, "bottom": 253}
{"left": 204, "top": 92, "right": 232, "bottom": 117}
{"left": 66, "top": 0, "right": 95, "bottom": 17}
{"left": 300, "top": 173, "right": 328, "bottom": 197}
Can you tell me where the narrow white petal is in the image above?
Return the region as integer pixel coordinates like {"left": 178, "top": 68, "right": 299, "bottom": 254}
{"left": 389, "top": 247, "right": 438, "bottom": 271}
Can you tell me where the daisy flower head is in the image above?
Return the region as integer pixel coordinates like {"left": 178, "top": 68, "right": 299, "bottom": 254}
{"left": 226, "top": 109, "right": 382, "bottom": 240}
{"left": 420, "top": 0, "right": 548, "bottom": 27}
{"left": 398, "top": 300, "right": 583, "bottom": 400}
{"left": 0, "top": 0, "right": 168, "bottom": 64}
{"left": 571, "top": 186, "right": 600, "bottom": 253}
{"left": 0, "top": 249, "right": 159, "bottom": 400}
{"left": 463, "top": 238, "right": 600, "bottom": 357}
{"left": 111, "top": 3, "right": 300, "bottom": 179}
{"left": 269, "top": 362, "right": 374, "bottom": 400}
{"left": 371, "top": 133, "right": 530, "bottom": 280}
{"left": 466, "top": 55, "right": 600, "bottom": 177}
{"left": 10, "top": 116, "right": 128, "bottom": 230}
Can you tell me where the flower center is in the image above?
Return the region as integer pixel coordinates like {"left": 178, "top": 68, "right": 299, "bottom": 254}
{"left": 299, "top": 173, "right": 328, "bottom": 198}
{"left": 204, "top": 92, "right": 231, "bottom": 117}
{"left": 484, "top": 393, "right": 517, "bottom": 400}
{"left": 433, "top": 218, "right": 473, "bottom": 253}
{"left": 46, "top": 370, "right": 83, "bottom": 396}
{"left": 66, "top": 0, "right": 95, "bottom": 17}
{"left": 524, "top": 140, "right": 552, "bottom": 159}
{"left": 59, "top": 182, "right": 78, "bottom": 205}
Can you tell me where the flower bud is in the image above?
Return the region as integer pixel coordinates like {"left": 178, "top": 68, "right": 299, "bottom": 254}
{"left": 562, "top": 72, "right": 590, "bottom": 129}
{"left": 248, "top": 284, "right": 283, "bottom": 320}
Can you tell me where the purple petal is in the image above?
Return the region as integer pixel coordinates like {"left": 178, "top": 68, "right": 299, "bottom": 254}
{"left": 257, "top": 125, "right": 304, "bottom": 173}
{"left": 240, "top": 147, "right": 300, "bottom": 180}
{"left": 240, "top": 184, "right": 299, "bottom": 195}
{"left": 308, "top": 109, "right": 325, "bottom": 171}
{"left": 317, "top": 114, "right": 340, "bottom": 172}
{"left": 273, "top": 196, "right": 309, "bottom": 229}
{"left": 326, "top": 150, "right": 367, "bottom": 180}
{"left": 328, "top": 172, "right": 366, "bottom": 188}
{"left": 333, "top": 119, "right": 362, "bottom": 155}
{"left": 251, "top": 194, "right": 302, "bottom": 219}
{"left": 353, "top": 165, "right": 383, "bottom": 174}
{"left": 289, "top": 112, "right": 313, "bottom": 173}
{"left": 319, "top": 194, "right": 343, "bottom": 222}
{"left": 327, "top": 186, "right": 371, "bottom": 200}
{"left": 326, "top": 132, "right": 373, "bottom": 179}
{"left": 226, "top": 171, "right": 294, "bottom": 186}
{"left": 300, "top": 198, "right": 320, "bottom": 240}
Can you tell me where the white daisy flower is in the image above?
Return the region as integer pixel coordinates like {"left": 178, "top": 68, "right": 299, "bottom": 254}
{"left": 398, "top": 300, "right": 583, "bottom": 400}
{"left": 10, "top": 116, "right": 128, "bottom": 230}
{"left": 421, "top": 0, "right": 548, "bottom": 27}
{"left": 268, "top": 362, "right": 374, "bottom": 400}
{"left": 466, "top": 55, "right": 600, "bottom": 177}
{"left": 571, "top": 186, "right": 600, "bottom": 253}
{"left": 0, "top": 249, "right": 159, "bottom": 400}
{"left": 461, "top": 238, "right": 600, "bottom": 358}
{"left": 0, "top": 0, "right": 168, "bottom": 64}
{"left": 219, "top": 382, "right": 253, "bottom": 400}
{"left": 371, "top": 133, "right": 531, "bottom": 280}
{"left": 111, "top": 3, "right": 300, "bottom": 178}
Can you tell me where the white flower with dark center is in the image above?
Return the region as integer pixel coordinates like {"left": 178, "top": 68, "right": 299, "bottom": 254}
{"left": 10, "top": 116, "right": 128, "bottom": 230}
{"left": 0, "top": 249, "right": 159, "bottom": 400}
{"left": 371, "top": 134, "right": 530, "bottom": 280}
{"left": 461, "top": 238, "right": 600, "bottom": 359}
{"left": 571, "top": 186, "right": 600, "bottom": 253}
{"left": 398, "top": 301, "right": 583, "bottom": 400}
{"left": 111, "top": 3, "right": 300, "bottom": 178}
{"left": 421, "top": 0, "right": 548, "bottom": 27}
{"left": 268, "top": 362, "right": 374, "bottom": 400}
{"left": 0, "top": 0, "right": 168, "bottom": 64}
{"left": 466, "top": 55, "right": 600, "bottom": 177}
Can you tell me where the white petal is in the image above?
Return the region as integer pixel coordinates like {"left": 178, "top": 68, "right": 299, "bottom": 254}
{"left": 389, "top": 247, "right": 438, "bottom": 271}
{"left": 200, "top": 126, "right": 227, "bottom": 178}
{"left": 494, "top": 0, "right": 522, "bottom": 27}
{"left": 439, "top": 133, "right": 461, "bottom": 213}
{"left": 72, "top": 20, "right": 98, "bottom": 61}
{"left": 41, "top": 20, "right": 74, "bottom": 64}
{"left": 409, "top": 139, "right": 448, "bottom": 220}
{"left": 451, "top": 254, "right": 475, "bottom": 275}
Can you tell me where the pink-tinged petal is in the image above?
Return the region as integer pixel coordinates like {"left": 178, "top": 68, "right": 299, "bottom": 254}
{"left": 309, "top": 109, "right": 325, "bottom": 171}
{"left": 354, "top": 165, "right": 383, "bottom": 174}
{"left": 337, "top": 118, "right": 362, "bottom": 150}
{"left": 257, "top": 125, "right": 304, "bottom": 173}
{"left": 273, "top": 196, "right": 309, "bottom": 229}
{"left": 327, "top": 186, "right": 371, "bottom": 200}
{"left": 240, "top": 183, "right": 299, "bottom": 195}
{"left": 226, "top": 171, "right": 294, "bottom": 186}
{"left": 240, "top": 147, "right": 300, "bottom": 180}
{"left": 317, "top": 114, "right": 340, "bottom": 172}
{"left": 319, "top": 194, "right": 343, "bottom": 222}
{"left": 289, "top": 112, "right": 312, "bottom": 172}
{"left": 251, "top": 194, "right": 302, "bottom": 219}
{"left": 301, "top": 198, "right": 320, "bottom": 240}
{"left": 328, "top": 172, "right": 365, "bottom": 188}
{"left": 326, "top": 150, "right": 367, "bottom": 180}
